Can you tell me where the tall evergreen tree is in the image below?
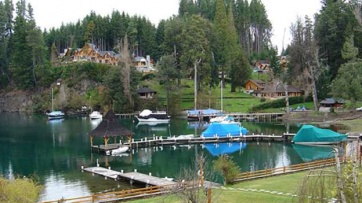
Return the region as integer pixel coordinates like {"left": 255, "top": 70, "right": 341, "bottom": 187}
{"left": 315, "top": 0, "right": 358, "bottom": 79}
{"left": 213, "top": 0, "right": 231, "bottom": 87}
{"left": 180, "top": 14, "right": 212, "bottom": 109}
{"left": 249, "top": 0, "right": 272, "bottom": 54}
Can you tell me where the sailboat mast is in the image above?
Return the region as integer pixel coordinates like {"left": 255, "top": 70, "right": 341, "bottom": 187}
{"left": 194, "top": 64, "right": 197, "bottom": 110}
{"left": 51, "top": 88, "right": 54, "bottom": 111}
{"left": 221, "top": 80, "right": 223, "bottom": 112}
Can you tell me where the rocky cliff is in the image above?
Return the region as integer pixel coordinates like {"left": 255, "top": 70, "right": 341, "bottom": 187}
{"left": 0, "top": 90, "right": 34, "bottom": 112}
{"left": 0, "top": 79, "right": 98, "bottom": 112}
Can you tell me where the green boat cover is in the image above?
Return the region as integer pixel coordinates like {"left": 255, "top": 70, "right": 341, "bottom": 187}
{"left": 292, "top": 125, "right": 347, "bottom": 143}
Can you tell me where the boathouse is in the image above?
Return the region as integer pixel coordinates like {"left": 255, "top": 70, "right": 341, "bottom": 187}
{"left": 89, "top": 110, "right": 134, "bottom": 152}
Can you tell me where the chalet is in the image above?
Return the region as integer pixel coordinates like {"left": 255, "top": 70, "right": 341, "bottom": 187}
{"left": 320, "top": 98, "right": 345, "bottom": 108}
{"left": 133, "top": 55, "right": 156, "bottom": 73}
{"left": 67, "top": 43, "right": 119, "bottom": 65}
{"left": 255, "top": 60, "right": 270, "bottom": 72}
{"left": 137, "top": 87, "right": 157, "bottom": 99}
{"left": 261, "top": 83, "right": 302, "bottom": 98}
{"left": 247, "top": 81, "right": 302, "bottom": 98}
{"left": 245, "top": 79, "right": 266, "bottom": 93}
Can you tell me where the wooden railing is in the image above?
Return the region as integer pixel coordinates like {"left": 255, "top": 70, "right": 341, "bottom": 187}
{"left": 41, "top": 185, "right": 171, "bottom": 203}
{"left": 234, "top": 158, "right": 341, "bottom": 182}
{"left": 42, "top": 158, "right": 344, "bottom": 203}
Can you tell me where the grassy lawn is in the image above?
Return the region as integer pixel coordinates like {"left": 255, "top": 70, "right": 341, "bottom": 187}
{"left": 143, "top": 78, "right": 263, "bottom": 112}
{"left": 126, "top": 170, "right": 312, "bottom": 203}
{"left": 338, "top": 118, "right": 362, "bottom": 132}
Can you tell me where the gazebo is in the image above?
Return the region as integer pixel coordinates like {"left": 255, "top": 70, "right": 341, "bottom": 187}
{"left": 89, "top": 110, "right": 134, "bottom": 151}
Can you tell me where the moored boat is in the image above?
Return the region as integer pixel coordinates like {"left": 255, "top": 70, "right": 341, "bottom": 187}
{"left": 201, "top": 122, "right": 248, "bottom": 137}
{"left": 47, "top": 87, "right": 65, "bottom": 120}
{"left": 209, "top": 115, "right": 236, "bottom": 123}
{"left": 135, "top": 109, "right": 170, "bottom": 123}
{"left": 106, "top": 146, "right": 129, "bottom": 156}
{"left": 292, "top": 125, "right": 347, "bottom": 145}
{"left": 89, "top": 111, "right": 102, "bottom": 120}
{"left": 47, "top": 111, "right": 65, "bottom": 120}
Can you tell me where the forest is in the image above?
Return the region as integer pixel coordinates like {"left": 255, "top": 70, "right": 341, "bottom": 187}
{"left": 1, "top": 0, "right": 362, "bottom": 113}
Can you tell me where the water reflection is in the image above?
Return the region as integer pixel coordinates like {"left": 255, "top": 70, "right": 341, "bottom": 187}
{"left": 90, "top": 118, "right": 102, "bottom": 129}
{"left": 204, "top": 142, "right": 247, "bottom": 156}
{"left": 292, "top": 144, "right": 336, "bottom": 162}
{"left": 0, "top": 114, "right": 353, "bottom": 202}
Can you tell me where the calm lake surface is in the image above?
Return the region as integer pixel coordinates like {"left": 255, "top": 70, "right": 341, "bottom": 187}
{"left": 0, "top": 112, "right": 349, "bottom": 202}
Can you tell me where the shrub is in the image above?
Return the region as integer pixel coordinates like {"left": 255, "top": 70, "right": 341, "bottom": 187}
{"left": 0, "top": 176, "right": 43, "bottom": 203}
{"left": 213, "top": 155, "right": 240, "bottom": 185}
{"left": 250, "top": 96, "right": 313, "bottom": 112}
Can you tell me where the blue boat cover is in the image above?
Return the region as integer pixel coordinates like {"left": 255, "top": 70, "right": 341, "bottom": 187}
{"left": 292, "top": 125, "right": 347, "bottom": 143}
{"left": 205, "top": 142, "right": 247, "bottom": 156}
{"left": 187, "top": 108, "right": 222, "bottom": 115}
{"left": 201, "top": 123, "right": 248, "bottom": 137}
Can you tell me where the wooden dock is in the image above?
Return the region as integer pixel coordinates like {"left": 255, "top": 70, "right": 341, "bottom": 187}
{"left": 91, "top": 133, "right": 359, "bottom": 154}
{"left": 83, "top": 166, "right": 175, "bottom": 186}
{"left": 91, "top": 133, "right": 296, "bottom": 153}
{"left": 187, "top": 112, "right": 285, "bottom": 122}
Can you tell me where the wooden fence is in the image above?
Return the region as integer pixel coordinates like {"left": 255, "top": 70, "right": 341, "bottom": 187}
{"left": 234, "top": 158, "right": 341, "bottom": 182}
{"left": 42, "top": 185, "right": 171, "bottom": 203}
{"left": 42, "top": 158, "right": 344, "bottom": 203}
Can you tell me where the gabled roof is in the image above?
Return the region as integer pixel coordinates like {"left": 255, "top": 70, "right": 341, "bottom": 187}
{"left": 89, "top": 110, "right": 133, "bottom": 137}
{"left": 320, "top": 98, "right": 346, "bottom": 104}
{"left": 99, "top": 51, "right": 117, "bottom": 57}
{"left": 134, "top": 56, "right": 146, "bottom": 62}
{"left": 137, "top": 87, "right": 157, "bottom": 94}
{"left": 246, "top": 79, "right": 265, "bottom": 88}
{"left": 262, "top": 84, "right": 301, "bottom": 93}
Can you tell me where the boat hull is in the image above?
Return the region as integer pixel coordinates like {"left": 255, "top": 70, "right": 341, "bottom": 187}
{"left": 106, "top": 146, "right": 129, "bottom": 156}
{"left": 47, "top": 111, "right": 65, "bottom": 120}
{"left": 135, "top": 116, "right": 170, "bottom": 123}
{"left": 89, "top": 111, "right": 102, "bottom": 120}
{"left": 293, "top": 141, "right": 343, "bottom": 145}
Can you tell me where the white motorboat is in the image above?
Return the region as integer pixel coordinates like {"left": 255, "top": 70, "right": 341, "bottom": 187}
{"left": 106, "top": 146, "right": 129, "bottom": 156}
{"left": 89, "top": 111, "right": 102, "bottom": 120}
{"left": 135, "top": 109, "right": 170, "bottom": 123}
{"left": 209, "top": 115, "right": 236, "bottom": 123}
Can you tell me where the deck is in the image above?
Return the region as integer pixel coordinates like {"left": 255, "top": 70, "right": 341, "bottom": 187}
{"left": 83, "top": 166, "right": 175, "bottom": 186}
{"left": 91, "top": 133, "right": 296, "bottom": 154}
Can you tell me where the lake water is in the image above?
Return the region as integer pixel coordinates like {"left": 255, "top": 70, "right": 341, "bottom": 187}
{"left": 0, "top": 113, "right": 351, "bottom": 202}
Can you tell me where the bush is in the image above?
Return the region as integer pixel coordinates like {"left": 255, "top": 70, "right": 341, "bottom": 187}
{"left": 0, "top": 176, "right": 43, "bottom": 203}
{"left": 250, "top": 96, "right": 313, "bottom": 112}
{"left": 213, "top": 155, "right": 240, "bottom": 185}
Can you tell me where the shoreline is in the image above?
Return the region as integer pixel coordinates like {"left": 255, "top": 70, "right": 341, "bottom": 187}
{"left": 283, "top": 111, "right": 362, "bottom": 134}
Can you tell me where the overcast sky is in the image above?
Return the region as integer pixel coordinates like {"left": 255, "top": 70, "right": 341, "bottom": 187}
{"left": 16, "top": 0, "right": 322, "bottom": 52}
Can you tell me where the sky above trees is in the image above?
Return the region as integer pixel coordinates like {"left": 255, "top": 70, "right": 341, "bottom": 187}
{"left": 17, "top": 0, "right": 321, "bottom": 52}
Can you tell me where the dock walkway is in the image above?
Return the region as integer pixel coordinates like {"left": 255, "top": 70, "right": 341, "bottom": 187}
{"left": 91, "top": 133, "right": 296, "bottom": 153}
{"left": 83, "top": 166, "right": 175, "bottom": 186}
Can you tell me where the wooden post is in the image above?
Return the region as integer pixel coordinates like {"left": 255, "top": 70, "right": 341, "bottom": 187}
{"left": 199, "top": 155, "right": 204, "bottom": 187}
{"left": 207, "top": 187, "right": 212, "bottom": 203}
{"left": 128, "top": 135, "right": 132, "bottom": 149}
{"left": 90, "top": 136, "right": 94, "bottom": 147}
{"left": 104, "top": 137, "right": 109, "bottom": 150}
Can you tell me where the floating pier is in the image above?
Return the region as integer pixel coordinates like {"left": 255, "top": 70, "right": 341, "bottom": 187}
{"left": 91, "top": 133, "right": 296, "bottom": 154}
{"left": 82, "top": 166, "right": 175, "bottom": 186}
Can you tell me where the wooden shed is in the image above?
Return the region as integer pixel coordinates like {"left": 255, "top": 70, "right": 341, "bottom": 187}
{"left": 89, "top": 110, "right": 134, "bottom": 151}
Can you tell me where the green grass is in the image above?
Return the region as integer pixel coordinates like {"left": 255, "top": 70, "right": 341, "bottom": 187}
{"left": 339, "top": 118, "right": 362, "bottom": 132}
{"left": 126, "top": 170, "right": 312, "bottom": 203}
{"left": 142, "top": 79, "right": 263, "bottom": 112}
